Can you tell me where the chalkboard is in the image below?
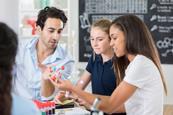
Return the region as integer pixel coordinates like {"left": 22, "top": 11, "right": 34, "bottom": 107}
{"left": 79, "top": 0, "right": 173, "bottom": 64}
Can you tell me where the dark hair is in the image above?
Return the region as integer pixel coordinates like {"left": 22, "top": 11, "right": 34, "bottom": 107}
{"left": 36, "top": 6, "right": 68, "bottom": 30}
{"left": 0, "top": 22, "right": 18, "bottom": 115}
{"left": 111, "top": 15, "right": 167, "bottom": 94}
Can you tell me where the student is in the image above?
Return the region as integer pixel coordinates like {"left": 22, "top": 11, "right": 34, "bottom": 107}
{"left": 0, "top": 22, "right": 41, "bottom": 115}
{"left": 50, "top": 15, "right": 167, "bottom": 115}
{"left": 12, "top": 6, "right": 74, "bottom": 101}
{"left": 74, "top": 19, "right": 125, "bottom": 115}
{"left": 76, "top": 19, "right": 115, "bottom": 96}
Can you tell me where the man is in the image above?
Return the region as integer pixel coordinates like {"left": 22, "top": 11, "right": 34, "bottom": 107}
{"left": 12, "top": 6, "right": 74, "bottom": 101}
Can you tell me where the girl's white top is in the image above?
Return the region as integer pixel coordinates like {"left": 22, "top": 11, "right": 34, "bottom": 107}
{"left": 124, "top": 55, "right": 164, "bottom": 115}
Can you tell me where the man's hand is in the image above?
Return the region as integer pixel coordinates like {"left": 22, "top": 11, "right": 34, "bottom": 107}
{"left": 39, "top": 63, "right": 65, "bottom": 81}
{"left": 38, "top": 63, "right": 55, "bottom": 97}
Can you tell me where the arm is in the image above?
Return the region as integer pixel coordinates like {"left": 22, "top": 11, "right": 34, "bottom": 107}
{"left": 39, "top": 63, "right": 55, "bottom": 99}
{"left": 76, "top": 55, "right": 93, "bottom": 90}
{"left": 51, "top": 79, "right": 136, "bottom": 114}
{"left": 40, "top": 60, "right": 74, "bottom": 99}
{"left": 75, "top": 70, "right": 91, "bottom": 90}
{"left": 92, "top": 94, "right": 125, "bottom": 113}
{"left": 98, "top": 81, "right": 136, "bottom": 113}
{"left": 41, "top": 78, "right": 55, "bottom": 98}
{"left": 71, "top": 70, "right": 91, "bottom": 105}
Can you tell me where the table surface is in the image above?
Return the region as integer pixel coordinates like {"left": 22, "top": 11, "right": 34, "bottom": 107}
{"left": 55, "top": 106, "right": 90, "bottom": 115}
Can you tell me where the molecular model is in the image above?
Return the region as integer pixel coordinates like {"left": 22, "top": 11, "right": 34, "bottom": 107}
{"left": 46, "top": 65, "right": 65, "bottom": 82}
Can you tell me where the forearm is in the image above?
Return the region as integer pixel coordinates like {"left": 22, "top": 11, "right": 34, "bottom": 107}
{"left": 75, "top": 71, "right": 91, "bottom": 90}
{"left": 41, "top": 78, "right": 55, "bottom": 97}
{"left": 114, "top": 105, "right": 126, "bottom": 113}
{"left": 71, "top": 86, "right": 96, "bottom": 105}
{"left": 75, "top": 80, "right": 88, "bottom": 90}
{"left": 71, "top": 88, "right": 114, "bottom": 113}
{"left": 98, "top": 81, "right": 136, "bottom": 114}
{"left": 99, "top": 99, "right": 125, "bottom": 114}
{"left": 71, "top": 87, "right": 125, "bottom": 114}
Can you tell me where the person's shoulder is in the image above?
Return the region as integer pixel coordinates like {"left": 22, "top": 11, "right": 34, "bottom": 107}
{"left": 58, "top": 44, "right": 70, "bottom": 52}
{"left": 56, "top": 44, "right": 66, "bottom": 54}
{"left": 89, "top": 54, "right": 101, "bottom": 63}
{"left": 87, "top": 53, "right": 94, "bottom": 62}
{"left": 12, "top": 94, "right": 41, "bottom": 115}
{"left": 57, "top": 44, "right": 74, "bottom": 60}
{"left": 135, "top": 55, "right": 154, "bottom": 66}
{"left": 87, "top": 53, "right": 100, "bottom": 66}
{"left": 130, "top": 55, "right": 147, "bottom": 65}
{"left": 18, "top": 38, "right": 37, "bottom": 48}
{"left": 128, "top": 54, "right": 156, "bottom": 73}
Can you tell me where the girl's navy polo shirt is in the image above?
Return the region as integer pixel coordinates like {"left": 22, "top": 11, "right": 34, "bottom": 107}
{"left": 86, "top": 54, "right": 116, "bottom": 96}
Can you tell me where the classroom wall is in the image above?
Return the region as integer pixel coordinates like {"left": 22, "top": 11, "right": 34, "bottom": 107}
{"left": 0, "top": 0, "right": 18, "bottom": 33}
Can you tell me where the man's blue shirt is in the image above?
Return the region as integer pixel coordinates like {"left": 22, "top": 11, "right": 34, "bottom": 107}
{"left": 12, "top": 38, "right": 74, "bottom": 100}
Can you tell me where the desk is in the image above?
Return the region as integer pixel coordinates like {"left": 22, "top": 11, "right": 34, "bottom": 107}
{"left": 34, "top": 99, "right": 91, "bottom": 115}
{"left": 55, "top": 107, "right": 90, "bottom": 115}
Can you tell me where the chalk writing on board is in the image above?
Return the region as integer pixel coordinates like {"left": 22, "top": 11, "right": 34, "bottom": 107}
{"left": 79, "top": 0, "right": 173, "bottom": 64}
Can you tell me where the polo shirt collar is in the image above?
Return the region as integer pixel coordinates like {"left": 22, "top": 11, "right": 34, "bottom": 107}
{"left": 96, "top": 54, "right": 102, "bottom": 62}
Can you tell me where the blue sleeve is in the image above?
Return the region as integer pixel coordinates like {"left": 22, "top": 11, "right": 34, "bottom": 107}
{"left": 12, "top": 39, "right": 31, "bottom": 78}
{"left": 12, "top": 94, "right": 41, "bottom": 115}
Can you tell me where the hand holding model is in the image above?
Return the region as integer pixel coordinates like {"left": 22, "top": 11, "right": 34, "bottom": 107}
{"left": 39, "top": 63, "right": 65, "bottom": 81}
{"left": 50, "top": 78, "right": 73, "bottom": 91}
{"left": 47, "top": 65, "right": 65, "bottom": 82}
